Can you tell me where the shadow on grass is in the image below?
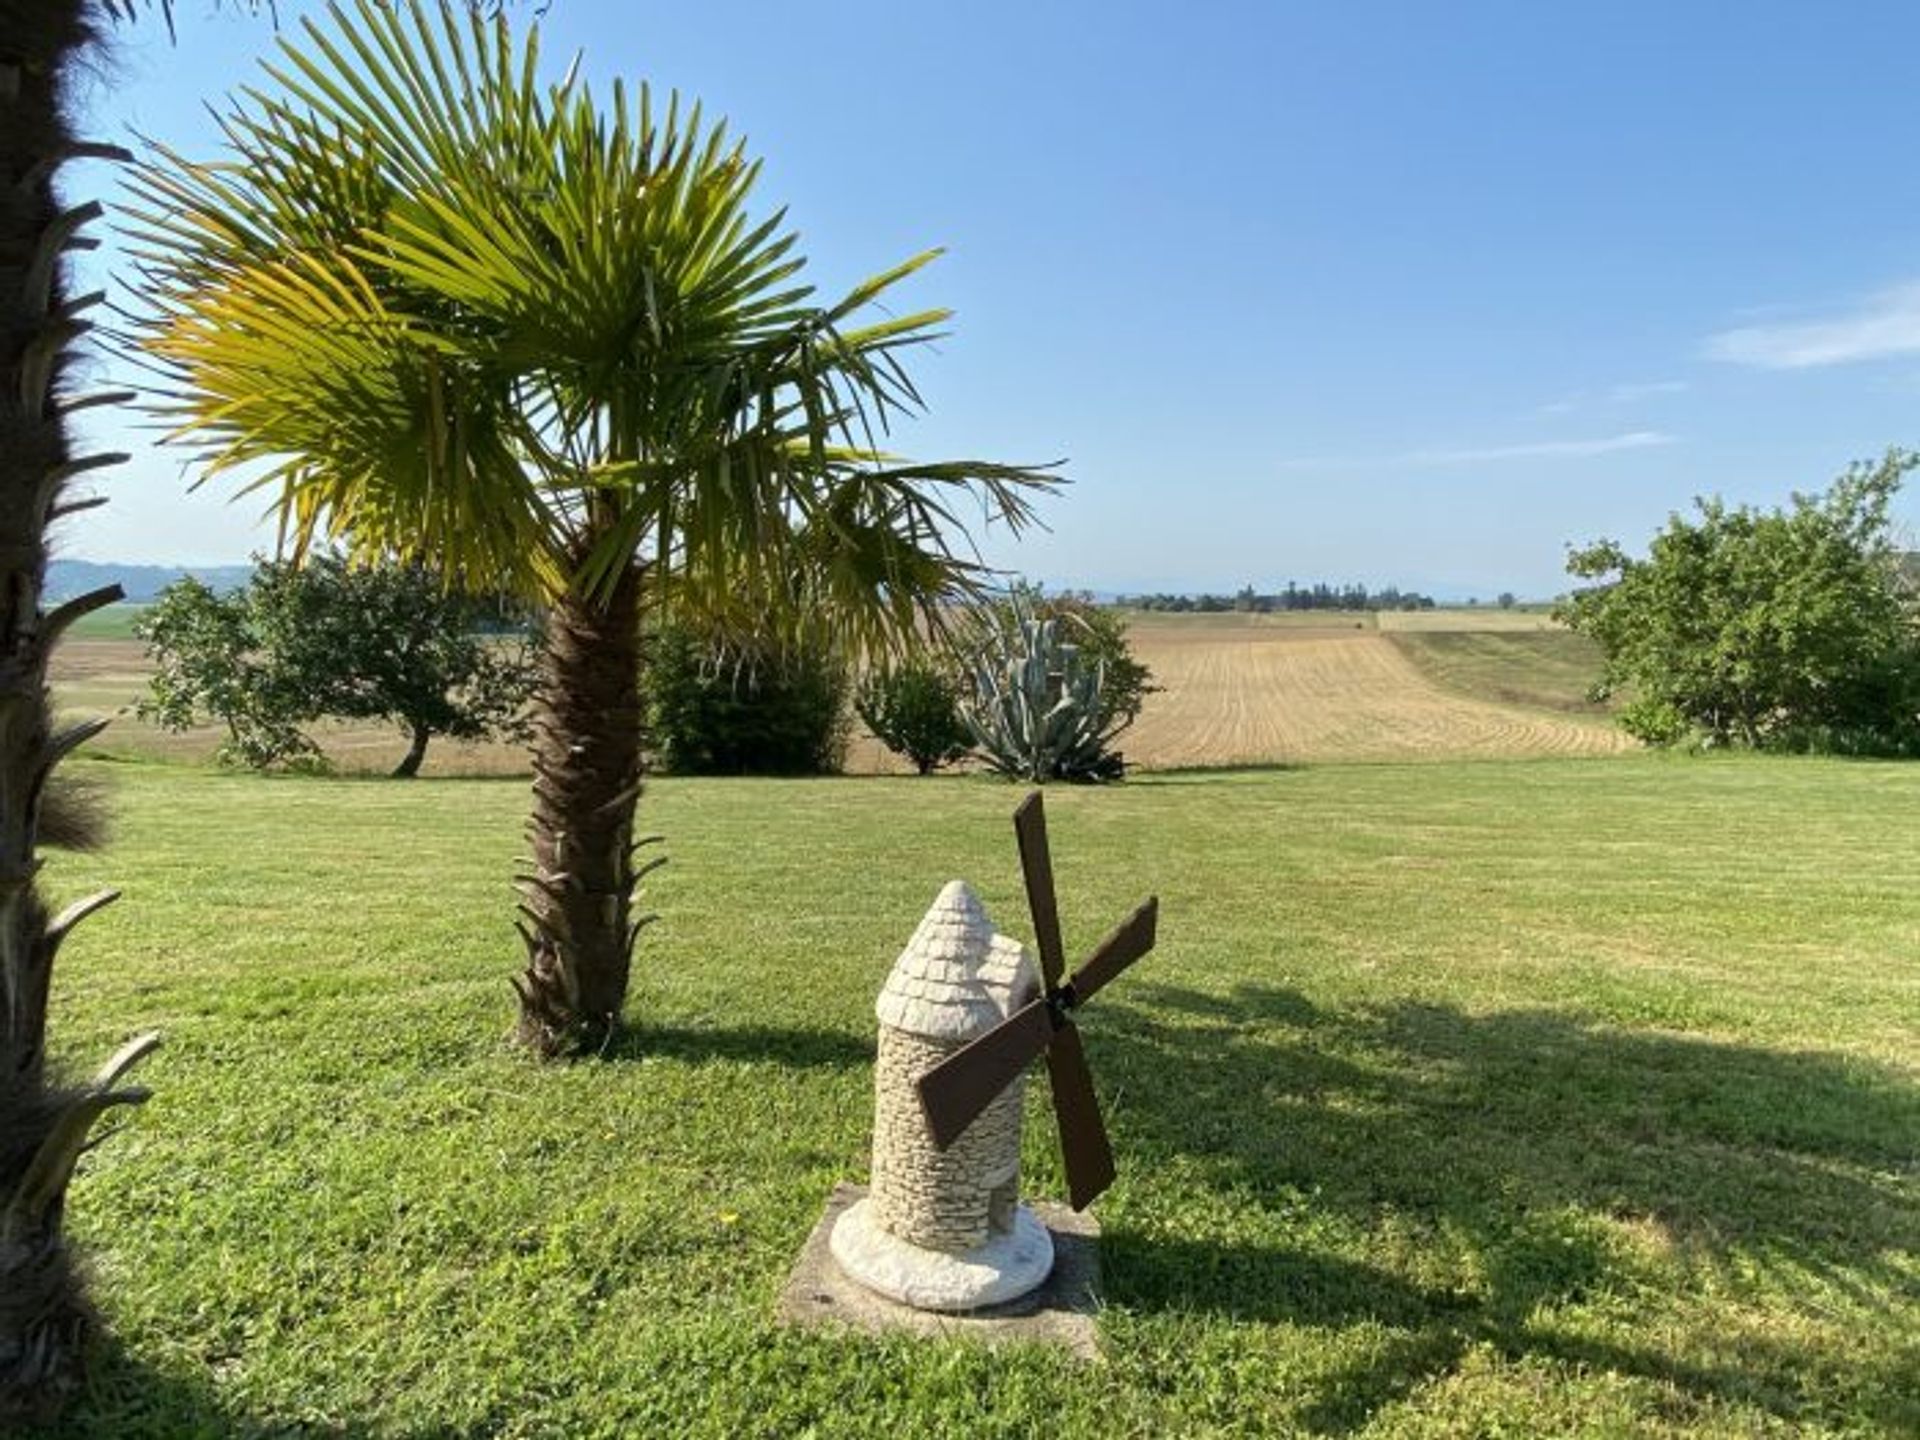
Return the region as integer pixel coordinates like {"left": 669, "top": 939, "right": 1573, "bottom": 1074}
{"left": 1101, "top": 983, "right": 1920, "bottom": 1434}
{"left": 1101, "top": 1232, "right": 1477, "bottom": 1329}
{"left": 27, "top": 1337, "right": 473, "bottom": 1440}
{"left": 605, "top": 1022, "right": 870, "bottom": 1070}
{"left": 1133, "top": 761, "right": 1310, "bottom": 782}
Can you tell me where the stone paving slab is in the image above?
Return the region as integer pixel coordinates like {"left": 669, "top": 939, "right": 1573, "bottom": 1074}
{"left": 776, "top": 1182, "right": 1102, "bottom": 1361}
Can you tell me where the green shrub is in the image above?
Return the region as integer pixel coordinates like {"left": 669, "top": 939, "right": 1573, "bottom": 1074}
{"left": 645, "top": 622, "right": 851, "bottom": 775}
{"left": 1617, "top": 696, "right": 1690, "bottom": 747}
{"left": 855, "top": 661, "right": 972, "bottom": 774}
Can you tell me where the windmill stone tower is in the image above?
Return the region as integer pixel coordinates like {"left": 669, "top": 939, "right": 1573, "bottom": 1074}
{"left": 829, "top": 880, "right": 1056, "bottom": 1311}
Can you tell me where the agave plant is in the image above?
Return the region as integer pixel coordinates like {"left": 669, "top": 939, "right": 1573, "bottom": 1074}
{"left": 126, "top": 0, "right": 1058, "bottom": 1055}
{"left": 961, "top": 589, "right": 1128, "bottom": 782}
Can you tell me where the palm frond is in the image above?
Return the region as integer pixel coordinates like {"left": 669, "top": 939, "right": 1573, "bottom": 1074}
{"left": 125, "top": 0, "right": 1065, "bottom": 639}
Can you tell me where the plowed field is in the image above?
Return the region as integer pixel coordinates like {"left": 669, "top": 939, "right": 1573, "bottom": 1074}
{"left": 1121, "top": 620, "right": 1633, "bottom": 766}
{"left": 53, "top": 610, "right": 1637, "bottom": 774}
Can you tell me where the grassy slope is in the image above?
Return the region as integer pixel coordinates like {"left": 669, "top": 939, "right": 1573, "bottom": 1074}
{"left": 33, "top": 757, "right": 1920, "bottom": 1438}
{"left": 1387, "top": 630, "right": 1613, "bottom": 715}
{"left": 63, "top": 603, "right": 148, "bottom": 641}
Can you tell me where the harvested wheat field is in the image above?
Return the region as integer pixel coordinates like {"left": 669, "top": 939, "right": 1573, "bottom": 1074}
{"left": 54, "top": 609, "right": 1637, "bottom": 774}
{"left": 1121, "top": 615, "right": 1635, "bottom": 767}
{"left": 50, "top": 639, "right": 533, "bottom": 776}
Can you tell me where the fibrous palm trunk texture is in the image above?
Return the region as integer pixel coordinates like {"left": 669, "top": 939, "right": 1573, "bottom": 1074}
{"left": 512, "top": 559, "right": 655, "bottom": 1056}
{"left": 1, "top": 0, "right": 154, "bottom": 1421}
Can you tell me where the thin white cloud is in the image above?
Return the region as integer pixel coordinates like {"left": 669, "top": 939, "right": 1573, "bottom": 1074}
{"left": 1279, "top": 430, "right": 1678, "bottom": 471}
{"left": 1407, "top": 432, "right": 1678, "bottom": 465}
{"left": 1536, "top": 380, "right": 1687, "bottom": 415}
{"left": 1706, "top": 282, "right": 1920, "bottom": 369}
{"left": 1605, "top": 379, "right": 1688, "bottom": 402}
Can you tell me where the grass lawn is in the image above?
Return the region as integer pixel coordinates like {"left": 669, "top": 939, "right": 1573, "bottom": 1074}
{"left": 31, "top": 755, "right": 1920, "bottom": 1437}
{"left": 63, "top": 603, "right": 150, "bottom": 641}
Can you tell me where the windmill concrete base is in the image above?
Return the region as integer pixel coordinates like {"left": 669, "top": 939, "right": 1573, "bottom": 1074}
{"left": 829, "top": 1194, "right": 1054, "bottom": 1312}
{"left": 778, "top": 1183, "right": 1102, "bottom": 1359}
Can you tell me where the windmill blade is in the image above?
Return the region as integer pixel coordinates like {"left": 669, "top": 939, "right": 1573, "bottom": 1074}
{"left": 1068, "top": 895, "right": 1159, "bottom": 1005}
{"left": 917, "top": 997, "right": 1055, "bottom": 1150}
{"left": 1046, "top": 1019, "right": 1117, "bottom": 1210}
{"left": 1014, "top": 790, "right": 1067, "bottom": 987}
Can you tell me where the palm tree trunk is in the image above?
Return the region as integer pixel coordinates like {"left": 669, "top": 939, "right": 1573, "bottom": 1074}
{"left": 1, "top": 1, "right": 139, "bottom": 1420}
{"left": 512, "top": 561, "right": 648, "bottom": 1056}
{"left": 391, "top": 722, "right": 432, "bottom": 779}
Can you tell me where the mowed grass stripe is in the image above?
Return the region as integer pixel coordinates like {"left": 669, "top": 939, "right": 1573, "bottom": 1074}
{"left": 30, "top": 755, "right": 1919, "bottom": 1437}
{"left": 1386, "top": 629, "right": 1615, "bottom": 716}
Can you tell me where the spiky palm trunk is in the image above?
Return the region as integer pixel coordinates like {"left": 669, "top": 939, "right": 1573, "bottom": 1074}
{"left": 1, "top": 1, "right": 154, "bottom": 1421}
{"left": 512, "top": 559, "right": 653, "bottom": 1056}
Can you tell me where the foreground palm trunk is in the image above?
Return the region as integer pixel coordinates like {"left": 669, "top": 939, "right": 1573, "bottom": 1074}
{"left": 1, "top": 2, "right": 155, "bottom": 1420}
{"left": 512, "top": 562, "right": 649, "bottom": 1055}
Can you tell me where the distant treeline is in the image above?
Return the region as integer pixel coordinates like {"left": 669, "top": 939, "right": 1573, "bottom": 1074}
{"left": 1118, "top": 583, "right": 1438, "bottom": 613}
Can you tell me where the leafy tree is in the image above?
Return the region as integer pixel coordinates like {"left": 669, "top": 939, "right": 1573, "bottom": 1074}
{"left": 135, "top": 575, "right": 321, "bottom": 770}
{"left": 135, "top": 558, "right": 540, "bottom": 776}
{"left": 1559, "top": 452, "right": 1920, "bottom": 752}
{"left": 251, "top": 556, "right": 538, "bottom": 777}
{"left": 127, "top": 0, "right": 1055, "bottom": 1056}
{"left": 1497, "top": 592, "right": 1517, "bottom": 610}
{"left": 856, "top": 661, "right": 972, "bottom": 774}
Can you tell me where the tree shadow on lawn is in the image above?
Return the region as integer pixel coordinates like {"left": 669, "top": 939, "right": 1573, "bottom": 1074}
{"left": 602, "top": 1021, "right": 871, "bottom": 1070}
{"left": 30, "top": 1337, "right": 474, "bottom": 1440}
{"left": 1099, "top": 982, "right": 1919, "bottom": 1435}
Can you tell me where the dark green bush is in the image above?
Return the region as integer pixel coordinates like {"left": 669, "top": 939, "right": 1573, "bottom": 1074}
{"left": 644, "top": 621, "right": 851, "bottom": 775}
{"left": 856, "top": 661, "right": 972, "bottom": 774}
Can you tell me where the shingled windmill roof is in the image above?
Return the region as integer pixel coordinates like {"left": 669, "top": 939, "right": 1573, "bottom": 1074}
{"left": 875, "top": 881, "right": 1039, "bottom": 1041}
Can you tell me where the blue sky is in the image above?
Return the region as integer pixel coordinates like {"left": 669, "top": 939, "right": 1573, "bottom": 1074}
{"left": 62, "top": 0, "right": 1920, "bottom": 598}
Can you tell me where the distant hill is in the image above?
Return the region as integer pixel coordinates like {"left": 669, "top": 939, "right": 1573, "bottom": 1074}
{"left": 47, "top": 560, "right": 254, "bottom": 603}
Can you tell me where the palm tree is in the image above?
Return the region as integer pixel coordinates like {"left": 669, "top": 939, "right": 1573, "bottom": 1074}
{"left": 0, "top": 0, "right": 179, "bottom": 1419}
{"left": 128, "top": 0, "right": 1058, "bottom": 1056}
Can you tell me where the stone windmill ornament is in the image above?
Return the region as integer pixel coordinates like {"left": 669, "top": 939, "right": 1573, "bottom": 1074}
{"left": 829, "top": 880, "right": 1053, "bottom": 1310}
{"left": 829, "top": 791, "right": 1159, "bottom": 1314}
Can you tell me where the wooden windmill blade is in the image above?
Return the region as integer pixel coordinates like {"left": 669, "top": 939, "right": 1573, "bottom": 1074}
{"left": 1067, "top": 896, "right": 1158, "bottom": 1003}
{"left": 918, "top": 997, "right": 1054, "bottom": 1150}
{"left": 1045, "top": 1020, "right": 1117, "bottom": 1209}
{"left": 1014, "top": 790, "right": 1067, "bottom": 984}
